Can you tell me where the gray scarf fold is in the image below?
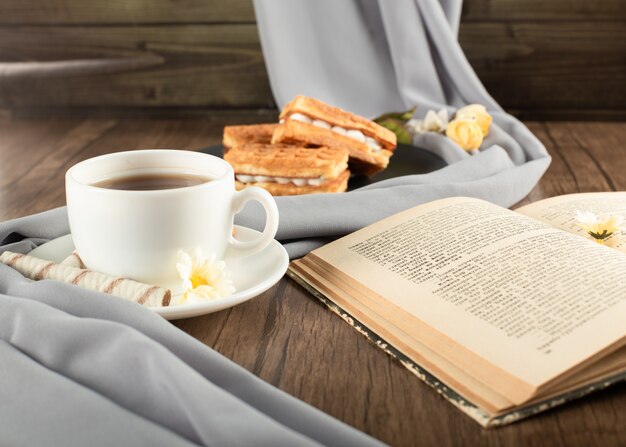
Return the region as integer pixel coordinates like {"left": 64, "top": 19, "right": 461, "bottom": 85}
{"left": 249, "top": 0, "right": 550, "bottom": 257}
{"left": 0, "top": 209, "right": 383, "bottom": 446}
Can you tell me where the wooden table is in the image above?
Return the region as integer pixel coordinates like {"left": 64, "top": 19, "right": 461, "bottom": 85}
{"left": 1, "top": 115, "right": 625, "bottom": 446}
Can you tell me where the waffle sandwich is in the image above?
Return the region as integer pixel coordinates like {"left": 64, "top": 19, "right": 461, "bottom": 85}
{"left": 272, "top": 96, "right": 397, "bottom": 175}
{"left": 223, "top": 124, "right": 277, "bottom": 151}
{"left": 224, "top": 144, "right": 349, "bottom": 196}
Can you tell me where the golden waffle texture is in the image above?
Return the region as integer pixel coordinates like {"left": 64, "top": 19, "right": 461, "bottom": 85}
{"left": 279, "top": 95, "right": 397, "bottom": 150}
{"left": 223, "top": 124, "right": 278, "bottom": 149}
{"left": 271, "top": 120, "right": 392, "bottom": 174}
{"left": 224, "top": 144, "right": 349, "bottom": 179}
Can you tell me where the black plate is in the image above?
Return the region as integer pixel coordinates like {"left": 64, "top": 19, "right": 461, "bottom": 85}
{"left": 200, "top": 144, "right": 447, "bottom": 191}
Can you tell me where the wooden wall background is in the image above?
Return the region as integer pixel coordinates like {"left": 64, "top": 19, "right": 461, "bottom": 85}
{"left": 0, "top": 0, "right": 624, "bottom": 119}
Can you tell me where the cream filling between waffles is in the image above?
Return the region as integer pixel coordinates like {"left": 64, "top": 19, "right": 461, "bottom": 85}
{"left": 283, "top": 113, "right": 383, "bottom": 152}
{"left": 236, "top": 174, "right": 326, "bottom": 187}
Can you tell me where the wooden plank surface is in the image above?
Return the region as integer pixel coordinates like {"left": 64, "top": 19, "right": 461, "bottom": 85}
{"left": 1, "top": 0, "right": 623, "bottom": 25}
{"left": 0, "top": 25, "right": 274, "bottom": 108}
{"left": 0, "top": 115, "right": 625, "bottom": 446}
{"left": 462, "top": 0, "right": 626, "bottom": 21}
{"left": 461, "top": 22, "right": 626, "bottom": 111}
{"left": 0, "top": 0, "right": 256, "bottom": 24}
{"left": 1, "top": 20, "right": 624, "bottom": 114}
{"left": 0, "top": 0, "right": 625, "bottom": 116}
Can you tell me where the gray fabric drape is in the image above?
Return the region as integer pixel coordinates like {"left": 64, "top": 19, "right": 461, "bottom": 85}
{"left": 0, "top": 210, "right": 383, "bottom": 446}
{"left": 248, "top": 0, "right": 551, "bottom": 258}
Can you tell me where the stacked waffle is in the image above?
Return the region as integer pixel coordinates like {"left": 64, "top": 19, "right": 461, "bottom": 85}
{"left": 223, "top": 96, "right": 397, "bottom": 196}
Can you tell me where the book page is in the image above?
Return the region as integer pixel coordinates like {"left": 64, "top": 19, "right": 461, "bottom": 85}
{"left": 516, "top": 192, "right": 626, "bottom": 253}
{"left": 310, "top": 197, "right": 626, "bottom": 399}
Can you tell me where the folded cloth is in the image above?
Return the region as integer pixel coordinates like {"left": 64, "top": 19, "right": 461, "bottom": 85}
{"left": 0, "top": 212, "right": 384, "bottom": 446}
{"left": 250, "top": 0, "right": 551, "bottom": 258}
{"left": 238, "top": 146, "right": 548, "bottom": 257}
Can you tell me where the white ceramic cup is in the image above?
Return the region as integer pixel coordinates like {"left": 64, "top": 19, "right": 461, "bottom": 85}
{"left": 65, "top": 149, "right": 279, "bottom": 291}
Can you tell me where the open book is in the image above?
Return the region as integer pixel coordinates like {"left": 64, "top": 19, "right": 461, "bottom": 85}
{"left": 288, "top": 192, "right": 626, "bottom": 427}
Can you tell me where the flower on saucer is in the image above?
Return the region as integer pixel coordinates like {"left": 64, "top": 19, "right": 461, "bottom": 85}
{"left": 575, "top": 210, "right": 625, "bottom": 244}
{"left": 408, "top": 108, "right": 449, "bottom": 135}
{"left": 176, "top": 248, "right": 235, "bottom": 304}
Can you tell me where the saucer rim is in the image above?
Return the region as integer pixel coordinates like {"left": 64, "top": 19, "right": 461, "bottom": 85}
{"left": 27, "top": 226, "right": 289, "bottom": 320}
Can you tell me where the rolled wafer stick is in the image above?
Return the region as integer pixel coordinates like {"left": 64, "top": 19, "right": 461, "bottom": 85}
{"left": 1, "top": 251, "right": 170, "bottom": 307}
{"left": 61, "top": 251, "right": 86, "bottom": 269}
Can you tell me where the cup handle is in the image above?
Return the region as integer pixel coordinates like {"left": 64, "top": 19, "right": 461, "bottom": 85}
{"left": 229, "top": 186, "right": 279, "bottom": 256}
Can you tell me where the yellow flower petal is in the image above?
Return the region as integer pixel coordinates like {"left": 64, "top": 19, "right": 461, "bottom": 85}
{"left": 446, "top": 118, "right": 484, "bottom": 151}
{"left": 575, "top": 210, "right": 625, "bottom": 242}
{"left": 456, "top": 104, "right": 493, "bottom": 136}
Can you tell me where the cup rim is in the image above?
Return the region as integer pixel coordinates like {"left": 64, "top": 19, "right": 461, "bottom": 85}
{"left": 66, "top": 149, "right": 233, "bottom": 195}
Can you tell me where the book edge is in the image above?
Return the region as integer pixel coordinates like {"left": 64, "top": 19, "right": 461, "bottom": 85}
{"left": 286, "top": 267, "right": 493, "bottom": 428}
{"left": 286, "top": 266, "right": 626, "bottom": 428}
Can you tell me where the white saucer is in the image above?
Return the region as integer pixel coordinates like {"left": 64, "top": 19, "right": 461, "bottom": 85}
{"left": 28, "top": 225, "right": 289, "bottom": 320}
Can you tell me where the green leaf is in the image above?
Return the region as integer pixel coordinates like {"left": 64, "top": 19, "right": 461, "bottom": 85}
{"left": 374, "top": 107, "right": 416, "bottom": 145}
{"left": 373, "top": 106, "right": 416, "bottom": 124}
{"left": 375, "top": 117, "right": 413, "bottom": 145}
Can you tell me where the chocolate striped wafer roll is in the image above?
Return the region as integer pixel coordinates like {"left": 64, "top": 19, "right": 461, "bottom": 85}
{"left": 1, "top": 251, "right": 171, "bottom": 307}
{"left": 61, "top": 251, "right": 86, "bottom": 269}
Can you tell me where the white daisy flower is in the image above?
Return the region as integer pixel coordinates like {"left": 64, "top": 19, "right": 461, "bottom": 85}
{"left": 408, "top": 108, "right": 449, "bottom": 135}
{"left": 175, "top": 248, "right": 235, "bottom": 305}
{"left": 575, "top": 210, "right": 625, "bottom": 244}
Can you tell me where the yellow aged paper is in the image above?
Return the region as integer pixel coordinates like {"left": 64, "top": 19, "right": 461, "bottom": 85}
{"left": 312, "top": 197, "right": 626, "bottom": 396}
{"left": 517, "top": 192, "right": 626, "bottom": 253}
